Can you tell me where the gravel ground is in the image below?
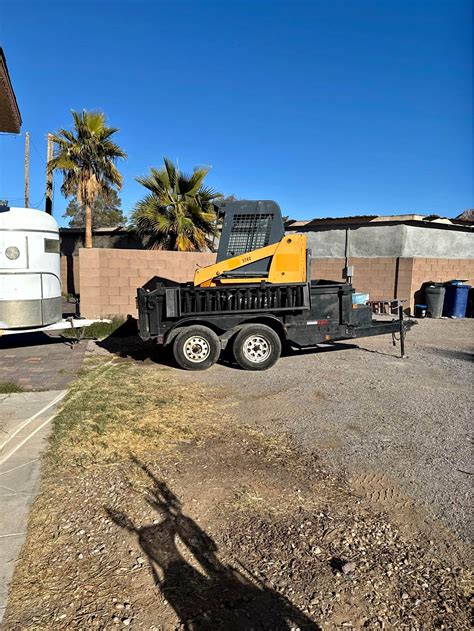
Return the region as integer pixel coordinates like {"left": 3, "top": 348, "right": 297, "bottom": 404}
{"left": 4, "top": 325, "right": 472, "bottom": 629}
{"left": 178, "top": 318, "right": 473, "bottom": 545}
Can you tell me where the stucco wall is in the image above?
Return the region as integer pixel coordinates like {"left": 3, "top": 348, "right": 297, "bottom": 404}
{"left": 304, "top": 224, "right": 474, "bottom": 259}
{"left": 402, "top": 225, "right": 474, "bottom": 259}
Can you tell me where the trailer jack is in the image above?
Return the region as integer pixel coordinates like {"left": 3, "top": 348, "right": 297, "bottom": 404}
{"left": 392, "top": 305, "right": 408, "bottom": 358}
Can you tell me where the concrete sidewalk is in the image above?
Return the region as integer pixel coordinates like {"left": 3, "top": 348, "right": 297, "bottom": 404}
{"left": 0, "top": 390, "right": 65, "bottom": 622}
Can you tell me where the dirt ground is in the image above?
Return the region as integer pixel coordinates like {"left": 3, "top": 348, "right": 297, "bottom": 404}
{"left": 3, "top": 319, "right": 473, "bottom": 630}
{"left": 178, "top": 317, "right": 474, "bottom": 545}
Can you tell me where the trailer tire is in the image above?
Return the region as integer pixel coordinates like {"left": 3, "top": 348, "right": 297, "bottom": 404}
{"left": 232, "top": 324, "right": 281, "bottom": 371}
{"left": 173, "top": 325, "right": 221, "bottom": 371}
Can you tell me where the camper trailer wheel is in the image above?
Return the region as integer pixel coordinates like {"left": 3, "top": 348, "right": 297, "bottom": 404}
{"left": 232, "top": 324, "right": 281, "bottom": 371}
{"left": 173, "top": 325, "right": 220, "bottom": 371}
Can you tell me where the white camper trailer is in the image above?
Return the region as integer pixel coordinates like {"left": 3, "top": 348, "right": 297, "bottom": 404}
{"left": 0, "top": 205, "right": 108, "bottom": 336}
{"left": 0, "top": 206, "right": 62, "bottom": 328}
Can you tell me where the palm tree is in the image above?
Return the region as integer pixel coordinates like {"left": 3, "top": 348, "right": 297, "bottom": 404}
{"left": 131, "top": 158, "right": 222, "bottom": 251}
{"left": 48, "top": 110, "right": 127, "bottom": 248}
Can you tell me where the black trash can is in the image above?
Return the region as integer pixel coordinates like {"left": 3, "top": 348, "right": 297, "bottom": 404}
{"left": 425, "top": 284, "right": 445, "bottom": 318}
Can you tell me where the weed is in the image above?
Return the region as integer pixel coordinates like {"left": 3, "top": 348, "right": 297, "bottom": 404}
{"left": 60, "top": 316, "right": 126, "bottom": 340}
{"left": 0, "top": 381, "right": 25, "bottom": 394}
{"left": 62, "top": 292, "right": 78, "bottom": 301}
{"left": 233, "top": 487, "right": 266, "bottom": 511}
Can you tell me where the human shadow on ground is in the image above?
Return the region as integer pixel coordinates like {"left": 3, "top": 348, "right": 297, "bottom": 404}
{"left": 107, "top": 459, "right": 320, "bottom": 630}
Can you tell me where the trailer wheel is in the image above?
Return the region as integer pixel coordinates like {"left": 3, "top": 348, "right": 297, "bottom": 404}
{"left": 232, "top": 324, "right": 281, "bottom": 371}
{"left": 173, "top": 326, "right": 221, "bottom": 371}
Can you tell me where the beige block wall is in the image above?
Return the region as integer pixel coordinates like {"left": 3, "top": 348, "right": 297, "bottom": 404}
{"left": 79, "top": 248, "right": 216, "bottom": 318}
{"left": 311, "top": 257, "right": 403, "bottom": 301}
{"left": 78, "top": 249, "right": 473, "bottom": 318}
{"left": 312, "top": 256, "right": 474, "bottom": 313}
{"left": 409, "top": 258, "right": 474, "bottom": 312}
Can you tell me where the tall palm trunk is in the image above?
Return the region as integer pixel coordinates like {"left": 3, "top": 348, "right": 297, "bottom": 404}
{"left": 85, "top": 203, "right": 93, "bottom": 248}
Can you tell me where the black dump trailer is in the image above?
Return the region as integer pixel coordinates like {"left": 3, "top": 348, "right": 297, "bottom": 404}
{"left": 137, "top": 278, "right": 408, "bottom": 370}
{"left": 137, "top": 200, "right": 411, "bottom": 371}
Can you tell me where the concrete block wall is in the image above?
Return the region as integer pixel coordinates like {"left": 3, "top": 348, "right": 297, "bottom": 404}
{"left": 306, "top": 224, "right": 474, "bottom": 313}
{"left": 312, "top": 256, "right": 474, "bottom": 313}
{"left": 409, "top": 258, "right": 474, "bottom": 310}
{"left": 77, "top": 248, "right": 474, "bottom": 319}
{"left": 79, "top": 248, "right": 216, "bottom": 318}
{"left": 311, "top": 257, "right": 403, "bottom": 301}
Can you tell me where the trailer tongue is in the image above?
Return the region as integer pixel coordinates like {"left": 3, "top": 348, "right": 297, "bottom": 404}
{"left": 137, "top": 200, "right": 412, "bottom": 371}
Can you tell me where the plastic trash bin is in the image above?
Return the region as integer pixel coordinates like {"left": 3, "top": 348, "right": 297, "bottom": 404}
{"left": 443, "top": 283, "right": 471, "bottom": 318}
{"left": 425, "top": 284, "right": 445, "bottom": 318}
{"left": 415, "top": 304, "right": 427, "bottom": 318}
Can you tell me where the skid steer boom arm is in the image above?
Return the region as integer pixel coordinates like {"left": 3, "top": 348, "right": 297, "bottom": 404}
{"left": 194, "top": 234, "right": 307, "bottom": 287}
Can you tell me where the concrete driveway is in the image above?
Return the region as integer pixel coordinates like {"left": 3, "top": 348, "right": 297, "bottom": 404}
{"left": 0, "top": 390, "right": 66, "bottom": 622}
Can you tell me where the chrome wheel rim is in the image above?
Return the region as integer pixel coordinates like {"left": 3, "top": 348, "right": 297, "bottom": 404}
{"left": 242, "top": 335, "right": 271, "bottom": 363}
{"left": 183, "top": 336, "right": 210, "bottom": 363}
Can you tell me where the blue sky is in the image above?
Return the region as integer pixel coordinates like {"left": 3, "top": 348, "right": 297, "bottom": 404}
{"left": 0, "top": 0, "right": 472, "bottom": 225}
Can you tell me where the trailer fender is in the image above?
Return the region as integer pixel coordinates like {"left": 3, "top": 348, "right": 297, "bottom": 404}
{"left": 163, "top": 318, "right": 226, "bottom": 347}
{"left": 236, "top": 315, "right": 287, "bottom": 340}
{"left": 220, "top": 316, "right": 287, "bottom": 349}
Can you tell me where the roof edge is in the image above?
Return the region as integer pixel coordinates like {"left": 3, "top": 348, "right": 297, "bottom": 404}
{"left": 0, "top": 48, "right": 22, "bottom": 133}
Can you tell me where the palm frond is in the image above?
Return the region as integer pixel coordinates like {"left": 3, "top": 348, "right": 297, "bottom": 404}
{"left": 49, "top": 109, "right": 126, "bottom": 210}
{"left": 163, "top": 157, "right": 177, "bottom": 190}
{"left": 83, "top": 110, "right": 105, "bottom": 134}
{"left": 198, "top": 185, "right": 223, "bottom": 202}
{"left": 132, "top": 158, "right": 221, "bottom": 251}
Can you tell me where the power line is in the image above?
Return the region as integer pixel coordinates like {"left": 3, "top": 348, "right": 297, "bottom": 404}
{"left": 29, "top": 136, "right": 44, "bottom": 161}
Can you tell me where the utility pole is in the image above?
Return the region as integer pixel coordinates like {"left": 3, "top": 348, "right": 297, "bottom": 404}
{"left": 24, "top": 132, "right": 30, "bottom": 207}
{"left": 45, "top": 133, "right": 54, "bottom": 215}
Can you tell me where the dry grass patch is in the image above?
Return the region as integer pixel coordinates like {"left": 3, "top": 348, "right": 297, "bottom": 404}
{"left": 47, "top": 357, "right": 220, "bottom": 468}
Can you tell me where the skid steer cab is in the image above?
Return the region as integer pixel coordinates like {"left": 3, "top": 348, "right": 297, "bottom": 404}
{"left": 137, "top": 200, "right": 410, "bottom": 371}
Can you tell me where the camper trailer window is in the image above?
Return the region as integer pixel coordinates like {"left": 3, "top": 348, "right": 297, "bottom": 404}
{"left": 44, "top": 238, "right": 60, "bottom": 254}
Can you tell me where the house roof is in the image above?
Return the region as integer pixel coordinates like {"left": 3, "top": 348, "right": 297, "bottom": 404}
{"left": 0, "top": 48, "right": 21, "bottom": 133}
{"left": 456, "top": 209, "right": 474, "bottom": 223}
{"left": 286, "top": 212, "right": 474, "bottom": 232}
